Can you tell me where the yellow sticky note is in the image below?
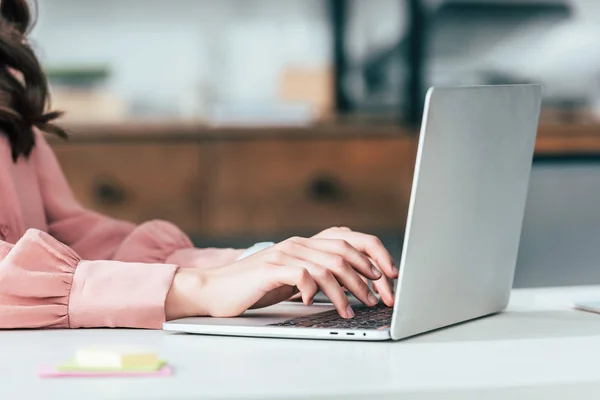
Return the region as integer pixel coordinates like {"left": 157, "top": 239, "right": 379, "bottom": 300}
{"left": 57, "top": 359, "right": 166, "bottom": 373}
{"left": 74, "top": 346, "right": 159, "bottom": 369}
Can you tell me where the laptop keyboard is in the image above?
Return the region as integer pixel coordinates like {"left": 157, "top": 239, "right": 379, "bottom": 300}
{"left": 269, "top": 303, "right": 392, "bottom": 330}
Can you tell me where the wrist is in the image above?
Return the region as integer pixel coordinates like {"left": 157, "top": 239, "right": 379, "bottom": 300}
{"left": 165, "top": 268, "right": 208, "bottom": 320}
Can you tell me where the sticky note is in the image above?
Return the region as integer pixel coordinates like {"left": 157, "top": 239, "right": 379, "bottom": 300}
{"left": 58, "top": 359, "right": 166, "bottom": 372}
{"left": 74, "top": 346, "right": 159, "bottom": 369}
{"left": 38, "top": 364, "right": 172, "bottom": 379}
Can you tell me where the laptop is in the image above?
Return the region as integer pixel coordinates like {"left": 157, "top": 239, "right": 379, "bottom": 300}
{"left": 163, "top": 84, "right": 543, "bottom": 341}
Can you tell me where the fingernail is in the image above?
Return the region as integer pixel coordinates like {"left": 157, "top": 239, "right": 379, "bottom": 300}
{"left": 392, "top": 266, "right": 400, "bottom": 276}
{"left": 368, "top": 292, "right": 379, "bottom": 306}
{"left": 346, "top": 305, "right": 355, "bottom": 319}
{"left": 371, "top": 265, "right": 382, "bottom": 278}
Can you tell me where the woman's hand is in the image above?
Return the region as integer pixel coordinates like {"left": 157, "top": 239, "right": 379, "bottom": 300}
{"left": 312, "top": 227, "right": 398, "bottom": 307}
{"left": 165, "top": 232, "right": 397, "bottom": 320}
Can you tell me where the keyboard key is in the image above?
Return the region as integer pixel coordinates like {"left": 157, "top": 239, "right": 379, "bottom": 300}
{"left": 269, "top": 304, "right": 393, "bottom": 330}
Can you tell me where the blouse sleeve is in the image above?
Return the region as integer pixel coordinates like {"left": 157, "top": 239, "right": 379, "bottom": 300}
{"left": 0, "top": 229, "right": 178, "bottom": 329}
{"left": 33, "top": 131, "right": 194, "bottom": 263}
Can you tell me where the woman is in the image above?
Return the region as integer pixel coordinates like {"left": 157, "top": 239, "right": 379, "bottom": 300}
{"left": 0, "top": 0, "right": 398, "bottom": 329}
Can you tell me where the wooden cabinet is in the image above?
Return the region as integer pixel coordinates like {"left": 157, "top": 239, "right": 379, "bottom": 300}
{"left": 52, "top": 143, "right": 208, "bottom": 235}
{"left": 206, "top": 138, "right": 416, "bottom": 236}
{"left": 50, "top": 133, "right": 417, "bottom": 239}
{"left": 48, "top": 120, "right": 600, "bottom": 241}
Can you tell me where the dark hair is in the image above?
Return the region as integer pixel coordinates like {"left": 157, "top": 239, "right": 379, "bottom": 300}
{"left": 0, "top": 0, "right": 66, "bottom": 162}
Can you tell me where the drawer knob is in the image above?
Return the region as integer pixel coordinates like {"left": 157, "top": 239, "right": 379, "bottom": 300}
{"left": 94, "top": 181, "right": 126, "bottom": 206}
{"left": 308, "top": 175, "right": 344, "bottom": 202}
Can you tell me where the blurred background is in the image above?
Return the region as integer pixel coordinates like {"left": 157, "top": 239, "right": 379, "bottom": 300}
{"left": 32, "top": 0, "right": 600, "bottom": 288}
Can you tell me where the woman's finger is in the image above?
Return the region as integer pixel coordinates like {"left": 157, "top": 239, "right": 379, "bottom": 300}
{"left": 267, "top": 250, "right": 364, "bottom": 317}
{"left": 286, "top": 237, "right": 383, "bottom": 281}
{"left": 309, "top": 266, "right": 354, "bottom": 318}
{"left": 277, "top": 240, "right": 378, "bottom": 307}
{"left": 317, "top": 260, "right": 376, "bottom": 309}
{"left": 373, "top": 277, "right": 395, "bottom": 307}
{"left": 251, "top": 285, "right": 299, "bottom": 309}
{"left": 267, "top": 265, "right": 319, "bottom": 307}
{"left": 367, "top": 258, "right": 394, "bottom": 305}
{"left": 327, "top": 231, "right": 398, "bottom": 279}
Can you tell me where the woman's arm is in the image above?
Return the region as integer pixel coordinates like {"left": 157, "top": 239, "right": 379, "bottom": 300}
{"left": 34, "top": 131, "right": 242, "bottom": 266}
{"left": 34, "top": 131, "right": 193, "bottom": 262}
{"left": 0, "top": 230, "right": 397, "bottom": 329}
{"left": 0, "top": 229, "right": 178, "bottom": 329}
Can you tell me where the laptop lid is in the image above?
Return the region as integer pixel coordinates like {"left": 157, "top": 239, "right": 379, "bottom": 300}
{"left": 391, "top": 85, "right": 542, "bottom": 340}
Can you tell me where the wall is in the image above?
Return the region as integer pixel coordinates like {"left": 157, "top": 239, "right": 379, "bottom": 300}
{"left": 33, "top": 0, "right": 332, "bottom": 119}
{"left": 515, "top": 162, "right": 600, "bottom": 288}
{"left": 33, "top": 0, "right": 600, "bottom": 118}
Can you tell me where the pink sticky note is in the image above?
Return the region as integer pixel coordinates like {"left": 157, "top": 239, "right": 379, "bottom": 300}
{"left": 38, "top": 364, "right": 172, "bottom": 378}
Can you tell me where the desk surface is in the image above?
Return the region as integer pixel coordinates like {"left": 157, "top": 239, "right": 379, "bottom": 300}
{"left": 3, "top": 286, "right": 600, "bottom": 400}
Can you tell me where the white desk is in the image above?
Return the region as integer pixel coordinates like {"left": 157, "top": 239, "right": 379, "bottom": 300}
{"left": 3, "top": 286, "right": 600, "bottom": 399}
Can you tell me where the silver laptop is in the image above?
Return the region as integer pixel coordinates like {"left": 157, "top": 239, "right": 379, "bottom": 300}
{"left": 163, "top": 84, "right": 542, "bottom": 341}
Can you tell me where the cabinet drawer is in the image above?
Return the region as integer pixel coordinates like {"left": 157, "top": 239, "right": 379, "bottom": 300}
{"left": 52, "top": 143, "right": 207, "bottom": 234}
{"left": 207, "top": 138, "right": 416, "bottom": 236}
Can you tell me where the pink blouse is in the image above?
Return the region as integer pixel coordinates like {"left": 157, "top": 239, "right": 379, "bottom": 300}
{"left": 0, "top": 131, "right": 241, "bottom": 330}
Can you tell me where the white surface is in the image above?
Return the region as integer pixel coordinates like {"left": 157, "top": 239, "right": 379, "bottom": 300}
{"left": 526, "top": 285, "right": 600, "bottom": 308}
{"left": 3, "top": 287, "right": 600, "bottom": 399}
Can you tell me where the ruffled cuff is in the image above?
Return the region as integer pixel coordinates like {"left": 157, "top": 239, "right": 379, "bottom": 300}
{"left": 0, "top": 229, "right": 79, "bottom": 329}
{"left": 0, "top": 229, "right": 179, "bottom": 330}
{"left": 113, "top": 220, "right": 193, "bottom": 264}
